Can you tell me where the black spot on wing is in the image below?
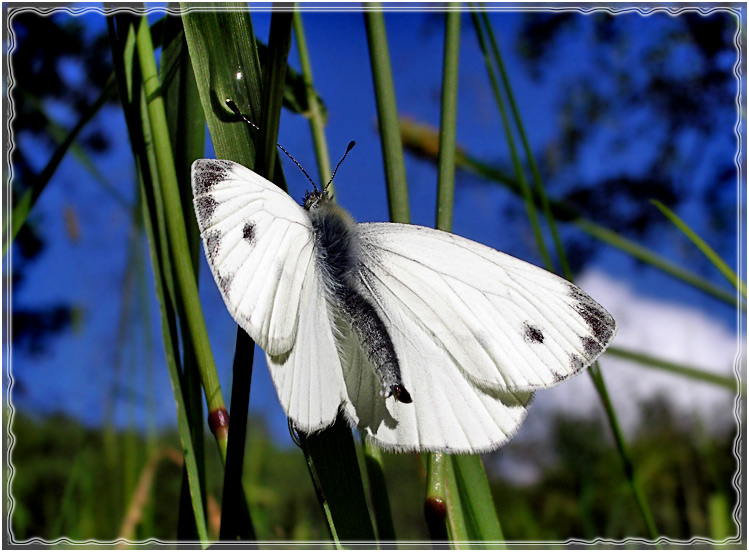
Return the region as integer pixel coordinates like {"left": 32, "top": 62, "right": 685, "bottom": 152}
{"left": 523, "top": 322, "right": 544, "bottom": 344}
{"left": 243, "top": 221, "right": 256, "bottom": 245}
{"left": 195, "top": 195, "right": 217, "bottom": 226}
{"left": 568, "top": 284, "right": 615, "bottom": 344}
{"left": 581, "top": 336, "right": 603, "bottom": 358}
{"left": 193, "top": 159, "right": 233, "bottom": 195}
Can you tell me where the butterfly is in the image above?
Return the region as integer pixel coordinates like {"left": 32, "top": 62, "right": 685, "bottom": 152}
{"left": 191, "top": 158, "right": 616, "bottom": 453}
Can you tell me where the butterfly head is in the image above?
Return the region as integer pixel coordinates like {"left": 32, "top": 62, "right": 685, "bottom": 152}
{"left": 303, "top": 188, "right": 331, "bottom": 211}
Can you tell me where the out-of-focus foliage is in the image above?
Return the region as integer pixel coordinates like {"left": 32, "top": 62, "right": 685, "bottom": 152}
{"left": 492, "top": 396, "right": 736, "bottom": 541}
{"left": 9, "top": 399, "right": 735, "bottom": 541}
{"left": 8, "top": 11, "right": 116, "bottom": 356}
{"left": 512, "top": 12, "right": 736, "bottom": 272}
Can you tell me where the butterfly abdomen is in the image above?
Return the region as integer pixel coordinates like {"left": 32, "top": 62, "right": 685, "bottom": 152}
{"left": 307, "top": 202, "right": 412, "bottom": 404}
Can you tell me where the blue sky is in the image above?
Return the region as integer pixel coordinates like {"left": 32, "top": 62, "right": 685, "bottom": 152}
{"left": 7, "top": 5, "right": 744, "bottom": 444}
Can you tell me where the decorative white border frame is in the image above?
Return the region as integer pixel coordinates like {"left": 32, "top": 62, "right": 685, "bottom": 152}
{"left": 2, "top": 1, "right": 745, "bottom": 549}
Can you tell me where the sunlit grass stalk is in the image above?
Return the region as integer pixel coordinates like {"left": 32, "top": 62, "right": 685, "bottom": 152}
{"left": 364, "top": 7, "right": 410, "bottom": 223}
{"left": 651, "top": 199, "right": 746, "bottom": 299}
{"left": 474, "top": 12, "right": 660, "bottom": 542}
{"left": 470, "top": 10, "right": 552, "bottom": 272}
{"left": 435, "top": 8, "right": 461, "bottom": 232}
{"left": 361, "top": 441, "right": 397, "bottom": 540}
{"left": 134, "top": 12, "right": 229, "bottom": 460}
{"left": 158, "top": 14, "right": 209, "bottom": 540}
{"left": 451, "top": 455, "right": 505, "bottom": 547}
{"left": 292, "top": 11, "right": 333, "bottom": 188}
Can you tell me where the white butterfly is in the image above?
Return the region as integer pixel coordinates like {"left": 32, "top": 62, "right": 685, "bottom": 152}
{"left": 191, "top": 158, "right": 616, "bottom": 453}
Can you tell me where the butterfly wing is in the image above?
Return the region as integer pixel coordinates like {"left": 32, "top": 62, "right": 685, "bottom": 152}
{"left": 265, "top": 265, "right": 347, "bottom": 432}
{"left": 191, "top": 159, "right": 315, "bottom": 355}
{"left": 340, "top": 222, "right": 615, "bottom": 452}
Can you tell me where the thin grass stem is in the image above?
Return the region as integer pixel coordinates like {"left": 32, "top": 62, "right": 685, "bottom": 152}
{"left": 292, "top": 12, "right": 333, "bottom": 189}
{"left": 651, "top": 199, "right": 746, "bottom": 299}
{"left": 364, "top": 7, "right": 410, "bottom": 223}
{"left": 470, "top": 10, "right": 553, "bottom": 271}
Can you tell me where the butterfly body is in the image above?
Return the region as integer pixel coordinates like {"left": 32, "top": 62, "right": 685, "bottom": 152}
{"left": 304, "top": 194, "right": 412, "bottom": 403}
{"left": 191, "top": 159, "right": 617, "bottom": 452}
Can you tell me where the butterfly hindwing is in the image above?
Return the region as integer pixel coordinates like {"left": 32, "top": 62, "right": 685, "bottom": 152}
{"left": 191, "top": 159, "right": 315, "bottom": 355}
{"left": 339, "top": 314, "right": 533, "bottom": 452}
{"left": 265, "top": 266, "right": 346, "bottom": 432}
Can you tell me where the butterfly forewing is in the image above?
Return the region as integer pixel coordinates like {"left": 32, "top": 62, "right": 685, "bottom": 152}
{"left": 356, "top": 223, "right": 616, "bottom": 392}
{"left": 191, "top": 159, "right": 315, "bottom": 355}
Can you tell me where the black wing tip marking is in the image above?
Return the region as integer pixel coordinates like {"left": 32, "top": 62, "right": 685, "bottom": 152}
{"left": 523, "top": 322, "right": 545, "bottom": 344}
{"left": 567, "top": 283, "right": 616, "bottom": 344}
{"left": 195, "top": 195, "right": 218, "bottom": 225}
{"left": 581, "top": 335, "right": 603, "bottom": 358}
{"left": 192, "top": 159, "right": 235, "bottom": 195}
{"left": 205, "top": 230, "right": 222, "bottom": 262}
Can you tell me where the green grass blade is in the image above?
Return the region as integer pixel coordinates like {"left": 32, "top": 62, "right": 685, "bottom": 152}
{"left": 651, "top": 199, "right": 746, "bottom": 299}
{"left": 135, "top": 11, "right": 229, "bottom": 460}
{"left": 362, "top": 441, "right": 397, "bottom": 541}
{"left": 364, "top": 7, "right": 410, "bottom": 223}
{"left": 107, "top": 12, "right": 210, "bottom": 543}
{"left": 478, "top": 9, "right": 571, "bottom": 279}
{"left": 181, "top": 4, "right": 273, "bottom": 540}
{"left": 606, "top": 346, "right": 739, "bottom": 392}
{"left": 159, "top": 12, "right": 210, "bottom": 541}
{"left": 221, "top": 8, "right": 293, "bottom": 542}
{"left": 451, "top": 455, "right": 504, "bottom": 546}
{"left": 301, "top": 417, "right": 377, "bottom": 544}
{"left": 425, "top": 453, "right": 449, "bottom": 541}
{"left": 470, "top": 10, "right": 553, "bottom": 271}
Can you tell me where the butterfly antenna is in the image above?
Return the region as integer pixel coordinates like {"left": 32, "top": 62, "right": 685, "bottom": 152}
{"left": 225, "top": 98, "right": 319, "bottom": 192}
{"left": 326, "top": 141, "right": 356, "bottom": 190}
